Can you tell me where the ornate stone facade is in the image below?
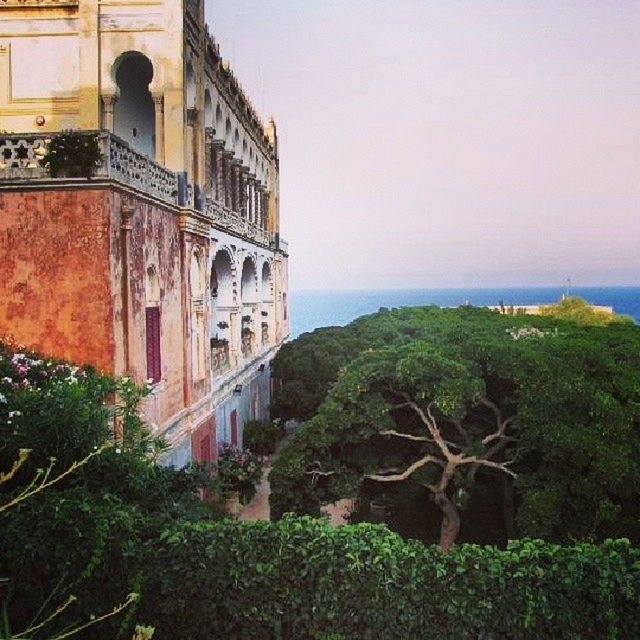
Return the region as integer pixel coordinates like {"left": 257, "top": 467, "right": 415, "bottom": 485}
{"left": 0, "top": 0, "right": 289, "bottom": 465}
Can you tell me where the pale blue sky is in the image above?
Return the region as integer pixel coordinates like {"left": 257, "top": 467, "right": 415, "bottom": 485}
{"left": 205, "top": 1, "right": 640, "bottom": 290}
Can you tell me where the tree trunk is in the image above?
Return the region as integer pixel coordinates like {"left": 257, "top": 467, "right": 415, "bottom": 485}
{"left": 433, "top": 491, "right": 460, "bottom": 552}
{"left": 502, "top": 474, "right": 515, "bottom": 540}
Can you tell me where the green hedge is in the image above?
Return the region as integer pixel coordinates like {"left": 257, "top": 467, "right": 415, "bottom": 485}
{"left": 139, "top": 516, "right": 640, "bottom": 640}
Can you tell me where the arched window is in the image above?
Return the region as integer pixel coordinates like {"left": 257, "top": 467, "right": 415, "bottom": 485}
{"left": 260, "top": 261, "right": 273, "bottom": 346}
{"left": 240, "top": 256, "right": 258, "bottom": 357}
{"left": 210, "top": 249, "right": 234, "bottom": 373}
{"left": 113, "top": 52, "right": 155, "bottom": 157}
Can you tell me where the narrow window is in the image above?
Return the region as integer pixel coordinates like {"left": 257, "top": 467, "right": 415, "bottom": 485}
{"left": 146, "top": 306, "right": 161, "bottom": 383}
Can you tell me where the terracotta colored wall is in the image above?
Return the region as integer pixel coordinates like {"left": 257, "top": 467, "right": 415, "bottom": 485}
{"left": 0, "top": 189, "right": 114, "bottom": 372}
{"left": 108, "top": 191, "right": 186, "bottom": 429}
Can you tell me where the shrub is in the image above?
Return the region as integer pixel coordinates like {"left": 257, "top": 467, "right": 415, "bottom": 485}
{"left": 39, "top": 130, "right": 102, "bottom": 179}
{"left": 0, "top": 340, "right": 221, "bottom": 639}
{"left": 243, "top": 419, "right": 285, "bottom": 455}
{"left": 138, "top": 516, "right": 640, "bottom": 640}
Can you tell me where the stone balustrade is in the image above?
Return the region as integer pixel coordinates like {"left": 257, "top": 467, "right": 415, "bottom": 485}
{"left": 0, "top": 131, "right": 179, "bottom": 206}
{"left": 205, "top": 197, "right": 272, "bottom": 247}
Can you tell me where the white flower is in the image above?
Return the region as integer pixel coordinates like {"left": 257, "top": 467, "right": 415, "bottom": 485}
{"left": 0, "top": 393, "right": 6, "bottom": 403}
{"left": 115, "top": 448, "right": 122, "bottom": 454}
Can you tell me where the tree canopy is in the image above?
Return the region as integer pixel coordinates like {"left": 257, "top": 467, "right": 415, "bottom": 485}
{"left": 270, "top": 306, "right": 640, "bottom": 548}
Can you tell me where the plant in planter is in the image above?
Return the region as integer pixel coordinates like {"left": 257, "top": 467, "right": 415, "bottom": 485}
{"left": 210, "top": 337, "right": 229, "bottom": 348}
{"left": 39, "top": 131, "right": 102, "bottom": 179}
{"left": 261, "top": 311, "right": 269, "bottom": 317}
{"left": 217, "top": 321, "right": 229, "bottom": 329}
{"left": 241, "top": 315, "right": 252, "bottom": 324}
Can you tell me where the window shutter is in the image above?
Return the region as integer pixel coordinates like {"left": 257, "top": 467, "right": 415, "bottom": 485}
{"left": 146, "top": 306, "right": 161, "bottom": 383}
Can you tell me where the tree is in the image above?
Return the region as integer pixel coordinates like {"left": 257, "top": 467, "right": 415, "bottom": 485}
{"left": 270, "top": 307, "right": 640, "bottom": 548}
{"left": 293, "top": 343, "right": 519, "bottom": 550}
{"left": 539, "top": 295, "right": 634, "bottom": 326}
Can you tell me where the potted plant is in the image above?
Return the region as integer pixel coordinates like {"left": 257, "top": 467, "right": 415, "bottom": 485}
{"left": 241, "top": 314, "right": 252, "bottom": 324}
{"left": 217, "top": 320, "right": 229, "bottom": 329}
{"left": 39, "top": 131, "right": 102, "bottom": 179}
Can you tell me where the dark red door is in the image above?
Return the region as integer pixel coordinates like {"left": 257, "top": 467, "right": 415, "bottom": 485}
{"left": 230, "top": 409, "right": 238, "bottom": 447}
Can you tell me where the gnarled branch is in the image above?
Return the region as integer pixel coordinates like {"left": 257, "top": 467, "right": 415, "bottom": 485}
{"left": 366, "top": 455, "right": 443, "bottom": 482}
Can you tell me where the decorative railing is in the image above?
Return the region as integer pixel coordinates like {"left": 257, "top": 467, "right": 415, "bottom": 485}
{"left": 103, "top": 134, "right": 179, "bottom": 205}
{"left": 205, "top": 198, "right": 272, "bottom": 247}
{"left": 0, "top": 131, "right": 180, "bottom": 207}
{"left": 0, "top": 133, "right": 49, "bottom": 176}
{"left": 261, "top": 324, "right": 269, "bottom": 346}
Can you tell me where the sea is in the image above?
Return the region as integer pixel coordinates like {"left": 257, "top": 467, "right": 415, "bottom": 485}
{"left": 289, "top": 286, "right": 640, "bottom": 339}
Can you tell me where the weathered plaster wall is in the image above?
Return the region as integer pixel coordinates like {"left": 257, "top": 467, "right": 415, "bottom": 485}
{"left": 0, "top": 189, "right": 114, "bottom": 372}
{"left": 109, "top": 190, "right": 185, "bottom": 430}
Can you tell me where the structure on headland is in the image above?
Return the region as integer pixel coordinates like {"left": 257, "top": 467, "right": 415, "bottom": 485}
{"left": 0, "top": 0, "right": 289, "bottom": 466}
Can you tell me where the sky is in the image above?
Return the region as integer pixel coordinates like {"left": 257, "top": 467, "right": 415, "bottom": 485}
{"left": 205, "top": 1, "right": 640, "bottom": 291}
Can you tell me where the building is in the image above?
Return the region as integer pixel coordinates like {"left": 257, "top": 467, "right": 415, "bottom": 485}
{"left": 0, "top": 0, "right": 289, "bottom": 467}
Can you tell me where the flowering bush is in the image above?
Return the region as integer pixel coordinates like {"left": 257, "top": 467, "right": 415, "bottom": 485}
{"left": 215, "top": 444, "right": 262, "bottom": 493}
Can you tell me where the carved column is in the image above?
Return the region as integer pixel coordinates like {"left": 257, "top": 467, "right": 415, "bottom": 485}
{"left": 204, "top": 127, "right": 214, "bottom": 195}
{"left": 215, "top": 147, "right": 225, "bottom": 204}
{"left": 223, "top": 153, "right": 233, "bottom": 208}
{"left": 101, "top": 94, "right": 117, "bottom": 133}
{"left": 253, "top": 181, "right": 261, "bottom": 226}
{"left": 186, "top": 108, "right": 198, "bottom": 186}
{"left": 152, "top": 93, "right": 165, "bottom": 164}
{"left": 261, "top": 191, "right": 269, "bottom": 230}
{"left": 232, "top": 163, "right": 241, "bottom": 212}
{"left": 239, "top": 169, "right": 247, "bottom": 218}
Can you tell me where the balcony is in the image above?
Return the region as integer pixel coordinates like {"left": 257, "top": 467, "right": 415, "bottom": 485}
{"left": 0, "top": 131, "right": 179, "bottom": 206}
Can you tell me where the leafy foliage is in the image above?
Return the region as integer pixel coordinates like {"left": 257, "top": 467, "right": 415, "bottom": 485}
{"left": 0, "top": 340, "right": 222, "bottom": 639}
{"left": 39, "top": 131, "right": 102, "bottom": 179}
{"left": 138, "top": 516, "right": 640, "bottom": 640}
{"left": 242, "top": 419, "right": 285, "bottom": 455}
{"left": 270, "top": 306, "right": 640, "bottom": 545}
{"left": 538, "top": 295, "right": 635, "bottom": 326}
